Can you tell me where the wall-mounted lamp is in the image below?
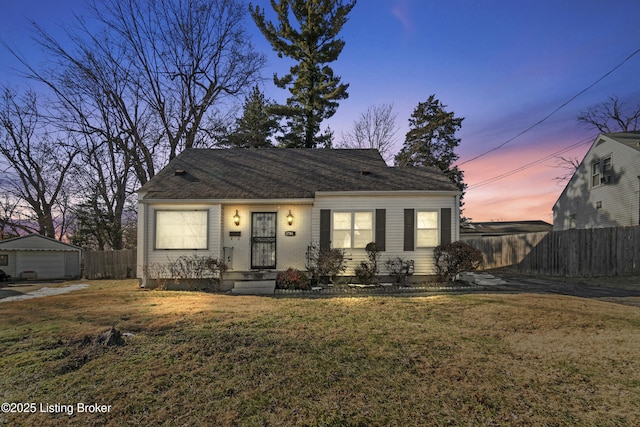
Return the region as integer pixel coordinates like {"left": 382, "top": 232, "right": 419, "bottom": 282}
{"left": 233, "top": 210, "right": 240, "bottom": 226}
{"left": 286, "top": 210, "right": 294, "bottom": 226}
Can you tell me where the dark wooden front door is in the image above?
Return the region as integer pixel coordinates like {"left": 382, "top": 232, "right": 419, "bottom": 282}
{"left": 251, "top": 212, "right": 277, "bottom": 269}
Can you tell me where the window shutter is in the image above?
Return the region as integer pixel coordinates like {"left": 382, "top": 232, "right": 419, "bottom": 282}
{"left": 441, "top": 208, "right": 452, "bottom": 245}
{"left": 320, "top": 209, "right": 331, "bottom": 251}
{"left": 375, "top": 209, "right": 386, "bottom": 251}
{"left": 404, "top": 209, "right": 414, "bottom": 251}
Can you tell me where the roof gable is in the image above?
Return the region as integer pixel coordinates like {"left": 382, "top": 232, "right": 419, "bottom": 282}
{"left": 139, "top": 148, "right": 459, "bottom": 200}
{"left": 552, "top": 131, "right": 640, "bottom": 209}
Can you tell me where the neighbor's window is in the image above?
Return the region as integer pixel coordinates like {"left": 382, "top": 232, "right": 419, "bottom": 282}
{"left": 333, "top": 211, "right": 373, "bottom": 249}
{"left": 0, "top": 254, "right": 7, "bottom": 266}
{"left": 155, "top": 210, "right": 208, "bottom": 249}
{"left": 416, "top": 211, "right": 439, "bottom": 247}
{"left": 591, "top": 156, "right": 612, "bottom": 187}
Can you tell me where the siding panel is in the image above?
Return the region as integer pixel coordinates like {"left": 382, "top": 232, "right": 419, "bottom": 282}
{"left": 313, "top": 194, "right": 458, "bottom": 275}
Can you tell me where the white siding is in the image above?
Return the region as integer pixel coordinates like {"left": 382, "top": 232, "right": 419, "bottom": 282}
{"left": 138, "top": 195, "right": 459, "bottom": 280}
{"left": 554, "top": 138, "right": 640, "bottom": 230}
{"left": 221, "top": 204, "right": 313, "bottom": 271}
{"left": 0, "top": 252, "right": 16, "bottom": 278}
{"left": 313, "top": 194, "right": 459, "bottom": 275}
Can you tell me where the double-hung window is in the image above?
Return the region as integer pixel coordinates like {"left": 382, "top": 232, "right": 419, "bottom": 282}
{"left": 591, "top": 156, "right": 612, "bottom": 187}
{"left": 416, "top": 211, "right": 439, "bottom": 247}
{"left": 155, "top": 210, "right": 208, "bottom": 249}
{"left": 333, "top": 211, "right": 373, "bottom": 249}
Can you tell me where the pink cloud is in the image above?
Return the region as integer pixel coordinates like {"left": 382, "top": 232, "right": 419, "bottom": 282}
{"left": 461, "top": 141, "right": 589, "bottom": 222}
{"left": 391, "top": 0, "right": 413, "bottom": 32}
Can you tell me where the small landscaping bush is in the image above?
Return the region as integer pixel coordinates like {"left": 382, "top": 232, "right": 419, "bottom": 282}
{"left": 306, "top": 243, "right": 347, "bottom": 285}
{"left": 276, "top": 268, "right": 310, "bottom": 290}
{"left": 354, "top": 242, "right": 381, "bottom": 285}
{"left": 385, "top": 257, "right": 414, "bottom": 284}
{"left": 434, "top": 241, "right": 483, "bottom": 282}
{"left": 143, "top": 255, "right": 227, "bottom": 290}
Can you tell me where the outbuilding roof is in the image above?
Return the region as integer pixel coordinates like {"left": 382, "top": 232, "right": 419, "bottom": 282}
{"left": 139, "top": 148, "right": 459, "bottom": 200}
{"left": 0, "top": 234, "right": 81, "bottom": 251}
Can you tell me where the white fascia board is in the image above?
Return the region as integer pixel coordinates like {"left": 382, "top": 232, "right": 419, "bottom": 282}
{"left": 138, "top": 198, "right": 314, "bottom": 205}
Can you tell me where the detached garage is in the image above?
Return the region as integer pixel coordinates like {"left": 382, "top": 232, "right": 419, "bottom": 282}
{"left": 0, "top": 234, "right": 82, "bottom": 280}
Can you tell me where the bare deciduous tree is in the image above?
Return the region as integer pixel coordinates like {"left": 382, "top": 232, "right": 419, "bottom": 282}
{"left": 578, "top": 95, "right": 640, "bottom": 133}
{"left": 0, "top": 193, "right": 27, "bottom": 239}
{"left": 1, "top": 0, "right": 263, "bottom": 245}
{"left": 94, "top": 0, "right": 266, "bottom": 161}
{"left": 552, "top": 155, "right": 582, "bottom": 184}
{"left": 339, "top": 103, "right": 398, "bottom": 162}
{"left": 0, "top": 88, "right": 79, "bottom": 239}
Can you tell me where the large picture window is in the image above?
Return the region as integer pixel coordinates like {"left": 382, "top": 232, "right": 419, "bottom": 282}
{"left": 416, "top": 211, "right": 439, "bottom": 247}
{"left": 333, "top": 211, "right": 373, "bottom": 249}
{"left": 155, "top": 210, "right": 208, "bottom": 249}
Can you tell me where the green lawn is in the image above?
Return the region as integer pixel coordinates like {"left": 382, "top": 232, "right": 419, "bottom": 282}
{"left": 1, "top": 280, "right": 639, "bottom": 426}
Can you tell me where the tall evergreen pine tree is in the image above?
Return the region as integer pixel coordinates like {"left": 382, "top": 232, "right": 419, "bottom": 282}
{"left": 225, "top": 86, "right": 279, "bottom": 148}
{"left": 250, "top": 0, "right": 356, "bottom": 148}
{"left": 395, "top": 95, "right": 467, "bottom": 216}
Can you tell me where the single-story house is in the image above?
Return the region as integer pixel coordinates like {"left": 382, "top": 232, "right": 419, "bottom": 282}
{"left": 136, "top": 148, "right": 461, "bottom": 289}
{"left": 0, "top": 234, "right": 82, "bottom": 280}
{"left": 553, "top": 131, "right": 640, "bottom": 230}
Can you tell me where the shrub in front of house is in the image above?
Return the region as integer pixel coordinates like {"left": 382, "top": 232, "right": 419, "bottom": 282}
{"left": 385, "top": 257, "right": 414, "bottom": 284}
{"left": 306, "top": 243, "right": 347, "bottom": 285}
{"left": 354, "top": 242, "right": 382, "bottom": 285}
{"left": 143, "top": 255, "right": 227, "bottom": 290}
{"left": 433, "top": 241, "right": 483, "bottom": 282}
{"left": 276, "top": 268, "right": 310, "bottom": 290}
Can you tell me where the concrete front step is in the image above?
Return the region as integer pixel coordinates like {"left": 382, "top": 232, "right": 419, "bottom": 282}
{"left": 231, "top": 280, "right": 276, "bottom": 295}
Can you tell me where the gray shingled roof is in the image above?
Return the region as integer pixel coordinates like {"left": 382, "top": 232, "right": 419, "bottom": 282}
{"left": 607, "top": 131, "right": 640, "bottom": 152}
{"left": 139, "top": 148, "right": 459, "bottom": 200}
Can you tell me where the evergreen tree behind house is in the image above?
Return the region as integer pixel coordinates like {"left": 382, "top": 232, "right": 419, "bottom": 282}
{"left": 250, "top": 0, "right": 356, "bottom": 148}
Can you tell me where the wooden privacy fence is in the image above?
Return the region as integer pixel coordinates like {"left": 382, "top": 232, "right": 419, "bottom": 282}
{"left": 466, "top": 226, "right": 640, "bottom": 277}
{"left": 83, "top": 249, "right": 137, "bottom": 279}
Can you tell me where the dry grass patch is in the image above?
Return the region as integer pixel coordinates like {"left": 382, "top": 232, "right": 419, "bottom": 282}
{"left": 1, "top": 280, "right": 639, "bottom": 426}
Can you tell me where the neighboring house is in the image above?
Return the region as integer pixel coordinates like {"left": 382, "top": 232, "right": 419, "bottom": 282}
{"left": 460, "top": 220, "right": 552, "bottom": 241}
{"left": 137, "top": 148, "right": 460, "bottom": 289}
{"left": 553, "top": 131, "right": 640, "bottom": 231}
{"left": 0, "top": 234, "right": 82, "bottom": 280}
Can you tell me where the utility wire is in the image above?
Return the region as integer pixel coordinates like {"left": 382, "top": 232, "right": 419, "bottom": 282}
{"left": 458, "top": 47, "right": 640, "bottom": 167}
{"left": 467, "top": 136, "right": 594, "bottom": 189}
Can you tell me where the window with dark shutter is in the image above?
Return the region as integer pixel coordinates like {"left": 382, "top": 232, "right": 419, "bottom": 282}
{"left": 440, "top": 208, "right": 451, "bottom": 245}
{"left": 404, "top": 209, "right": 414, "bottom": 251}
{"left": 375, "top": 209, "right": 386, "bottom": 251}
{"left": 320, "top": 209, "right": 331, "bottom": 251}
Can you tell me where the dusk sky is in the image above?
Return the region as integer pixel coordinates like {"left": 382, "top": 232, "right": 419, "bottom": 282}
{"left": 1, "top": 0, "right": 639, "bottom": 223}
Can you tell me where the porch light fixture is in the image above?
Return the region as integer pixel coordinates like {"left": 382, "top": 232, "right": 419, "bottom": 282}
{"left": 233, "top": 210, "right": 240, "bottom": 226}
{"left": 287, "top": 210, "right": 294, "bottom": 226}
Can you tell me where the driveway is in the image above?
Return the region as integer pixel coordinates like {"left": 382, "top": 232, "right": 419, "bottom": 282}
{"left": 490, "top": 273, "right": 640, "bottom": 305}
{"left": 0, "top": 283, "right": 89, "bottom": 302}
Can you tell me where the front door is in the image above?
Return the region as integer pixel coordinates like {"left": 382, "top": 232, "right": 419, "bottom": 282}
{"left": 251, "top": 212, "right": 277, "bottom": 269}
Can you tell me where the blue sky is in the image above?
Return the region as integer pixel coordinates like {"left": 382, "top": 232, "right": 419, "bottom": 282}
{"left": 2, "top": 0, "right": 640, "bottom": 221}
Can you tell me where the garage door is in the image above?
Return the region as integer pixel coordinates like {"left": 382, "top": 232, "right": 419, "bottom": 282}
{"left": 16, "top": 251, "right": 65, "bottom": 279}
